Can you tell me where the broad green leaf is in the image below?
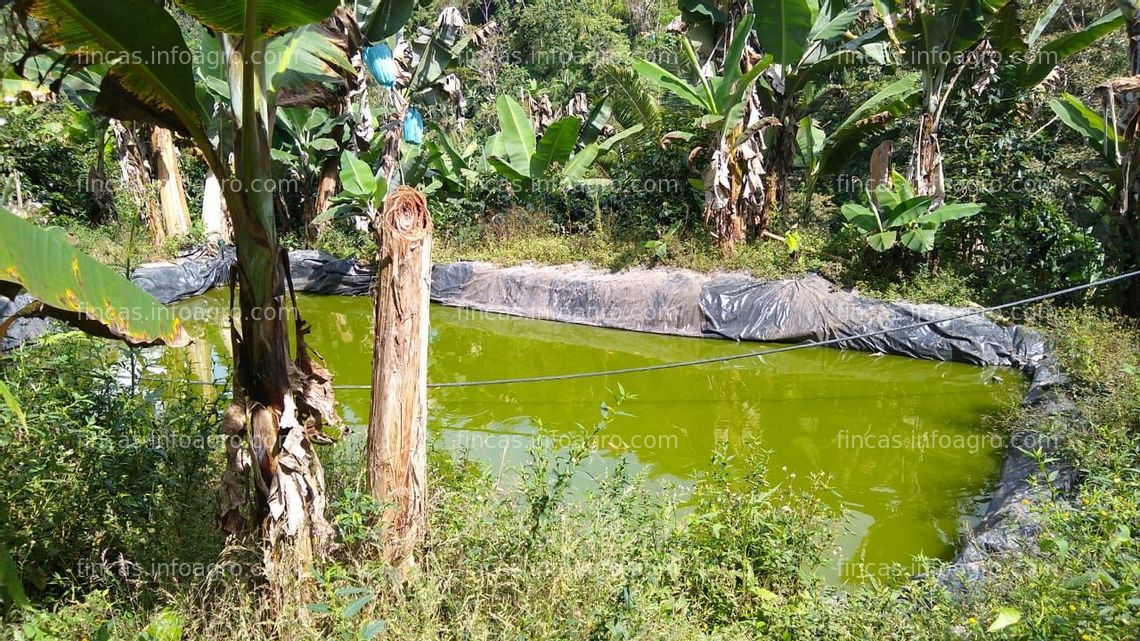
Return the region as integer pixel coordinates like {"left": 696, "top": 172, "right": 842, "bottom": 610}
{"left": 867, "top": 230, "right": 897, "bottom": 252}
{"left": 715, "top": 13, "right": 756, "bottom": 106}
{"left": 0, "top": 208, "right": 189, "bottom": 347}
{"left": 886, "top": 196, "right": 933, "bottom": 227}
{"left": 562, "top": 144, "right": 601, "bottom": 187}
{"left": 173, "top": 0, "right": 339, "bottom": 36}
{"left": 810, "top": 1, "right": 869, "bottom": 42}
{"left": 532, "top": 117, "right": 581, "bottom": 180}
{"left": 339, "top": 151, "right": 378, "bottom": 198}
{"left": 309, "top": 203, "right": 354, "bottom": 227}
{"left": 1026, "top": 0, "right": 1063, "bottom": 46}
{"left": 1050, "top": 93, "right": 1117, "bottom": 162}
{"left": 599, "top": 124, "right": 645, "bottom": 152}
{"left": 900, "top": 227, "right": 936, "bottom": 252}
{"left": 407, "top": 8, "right": 466, "bottom": 91}
{"left": 816, "top": 74, "right": 920, "bottom": 176}
{"left": 986, "top": 607, "right": 1022, "bottom": 632}
{"left": 343, "top": 594, "right": 375, "bottom": 620}
{"left": 19, "top": 0, "right": 206, "bottom": 140}
{"left": 632, "top": 58, "right": 709, "bottom": 110}
{"left": 268, "top": 26, "right": 354, "bottom": 97}
{"left": 840, "top": 203, "right": 880, "bottom": 233}
{"left": 681, "top": 0, "right": 728, "bottom": 23}
{"left": 0, "top": 381, "right": 27, "bottom": 433}
{"left": 914, "top": 202, "right": 983, "bottom": 225}
{"left": 491, "top": 95, "right": 536, "bottom": 180}
{"left": 795, "top": 116, "right": 825, "bottom": 170}
{"left": 753, "top": 0, "right": 816, "bottom": 66}
{"left": 874, "top": 184, "right": 901, "bottom": 210}
{"left": 579, "top": 98, "right": 614, "bottom": 146}
{"left": 1020, "top": 10, "right": 1122, "bottom": 87}
{"left": 362, "top": 0, "right": 416, "bottom": 42}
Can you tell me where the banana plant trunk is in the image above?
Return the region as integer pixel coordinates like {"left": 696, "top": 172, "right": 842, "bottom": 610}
{"left": 216, "top": 31, "right": 337, "bottom": 619}
{"left": 151, "top": 126, "right": 192, "bottom": 239}
{"left": 367, "top": 187, "right": 433, "bottom": 568}
{"left": 908, "top": 111, "right": 946, "bottom": 206}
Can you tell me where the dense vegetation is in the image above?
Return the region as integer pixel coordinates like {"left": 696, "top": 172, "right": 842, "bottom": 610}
{"left": 1, "top": 0, "right": 1139, "bottom": 639}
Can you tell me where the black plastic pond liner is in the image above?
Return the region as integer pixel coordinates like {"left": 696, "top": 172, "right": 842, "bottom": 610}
{"left": 0, "top": 293, "right": 50, "bottom": 351}
{"left": 131, "top": 246, "right": 236, "bottom": 305}
{"left": 0, "top": 248, "right": 1074, "bottom": 587}
{"left": 701, "top": 273, "right": 1048, "bottom": 368}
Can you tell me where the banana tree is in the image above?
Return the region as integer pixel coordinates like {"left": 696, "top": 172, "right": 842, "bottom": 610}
{"left": 9, "top": 0, "right": 374, "bottom": 612}
{"left": 633, "top": 12, "right": 772, "bottom": 252}
{"left": 751, "top": 0, "right": 882, "bottom": 224}
{"left": 799, "top": 73, "right": 921, "bottom": 206}
{"left": 873, "top": 0, "right": 1012, "bottom": 205}
{"left": 485, "top": 94, "right": 642, "bottom": 192}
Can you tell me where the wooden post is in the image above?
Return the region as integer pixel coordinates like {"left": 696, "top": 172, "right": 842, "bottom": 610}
{"left": 367, "top": 186, "right": 432, "bottom": 567}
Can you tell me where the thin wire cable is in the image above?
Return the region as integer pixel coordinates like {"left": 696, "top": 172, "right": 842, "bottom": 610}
{"left": 136, "top": 268, "right": 1140, "bottom": 391}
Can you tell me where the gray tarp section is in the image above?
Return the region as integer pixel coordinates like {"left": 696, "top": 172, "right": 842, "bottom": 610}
{"left": 701, "top": 273, "right": 1048, "bottom": 368}
{"left": 430, "top": 261, "right": 708, "bottom": 337}
{"left": 0, "top": 293, "right": 50, "bottom": 350}
{"left": 132, "top": 247, "right": 235, "bottom": 304}
{"left": 289, "top": 250, "right": 374, "bottom": 296}
{"left": 432, "top": 262, "right": 1049, "bottom": 368}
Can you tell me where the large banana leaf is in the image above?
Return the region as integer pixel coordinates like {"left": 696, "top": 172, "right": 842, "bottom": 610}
{"left": 490, "top": 95, "right": 536, "bottom": 181}
{"left": 1018, "top": 9, "right": 1123, "bottom": 88}
{"left": 18, "top": 0, "right": 206, "bottom": 140}
{"left": 815, "top": 73, "right": 920, "bottom": 176}
{"left": 173, "top": 0, "right": 339, "bottom": 36}
{"left": 632, "top": 58, "right": 710, "bottom": 111}
{"left": 715, "top": 14, "right": 756, "bottom": 107}
{"left": 0, "top": 209, "right": 190, "bottom": 347}
{"left": 268, "top": 25, "right": 355, "bottom": 96}
{"left": 362, "top": 0, "right": 417, "bottom": 42}
{"left": 531, "top": 117, "right": 581, "bottom": 180}
{"left": 1050, "top": 93, "right": 1120, "bottom": 165}
{"left": 753, "top": 0, "right": 817, "bottom": 66}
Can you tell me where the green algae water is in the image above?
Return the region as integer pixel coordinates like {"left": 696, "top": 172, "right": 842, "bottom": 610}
{"left": 171, "top": 290, "right": 1023, "bottom": 583}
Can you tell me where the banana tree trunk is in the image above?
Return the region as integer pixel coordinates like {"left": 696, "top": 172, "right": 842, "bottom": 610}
{"left": 704, "top": 145, "right": 746, "bottom": 255}
{"left": 305, "top": 155, "right": 341, "bottom": 240}
{"left": 202, "top": 171, "right": 233, "bottom": 244}
{"left": 907, "top": 111, "right": 945, "bottom": 206}
{"left": 110, "top": 121, "right": 162, "bottom": 240}
{"left": 367, "top": 187, "right": 432, "bottom": 568}
{"left": 151, "top": 126, "right": 191, "bottom": 239}
{"left": 215, "top": 32, "right": 338, "bottom": 620}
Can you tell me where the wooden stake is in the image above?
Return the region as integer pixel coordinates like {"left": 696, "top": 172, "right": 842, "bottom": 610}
{"left": 367, "top": 186, "right": 432, "bottom": 567}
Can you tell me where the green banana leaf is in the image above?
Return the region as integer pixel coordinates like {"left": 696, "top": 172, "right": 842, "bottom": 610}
{"left": 532, "top": 118, "right": 582, "bottom": 180}
{"left": 753, "top": 0, "right": 817, "bottom": 67}
{"left": 173, "top": 0, "right": 339, "bottom": 36}
{"left": 490, "top": 95, "right": 537, "bottom": 181}
{"left": 18, "top": 0, "right": 207, "bottom": 140}
{"left": 362, "top": 0, "right": 417, "bottom": 43}
{"left": 0, "top": 208, "right": 190, "bottom": 347}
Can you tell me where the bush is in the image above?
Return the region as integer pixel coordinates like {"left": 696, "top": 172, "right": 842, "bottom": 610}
{"left": 0, "top": 335, "right": 224, "bottom": 600}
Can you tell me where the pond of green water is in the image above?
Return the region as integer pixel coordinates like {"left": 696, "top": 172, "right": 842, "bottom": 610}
{"left": 171, "top": 290, "right": 1023, "bottom": 583}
